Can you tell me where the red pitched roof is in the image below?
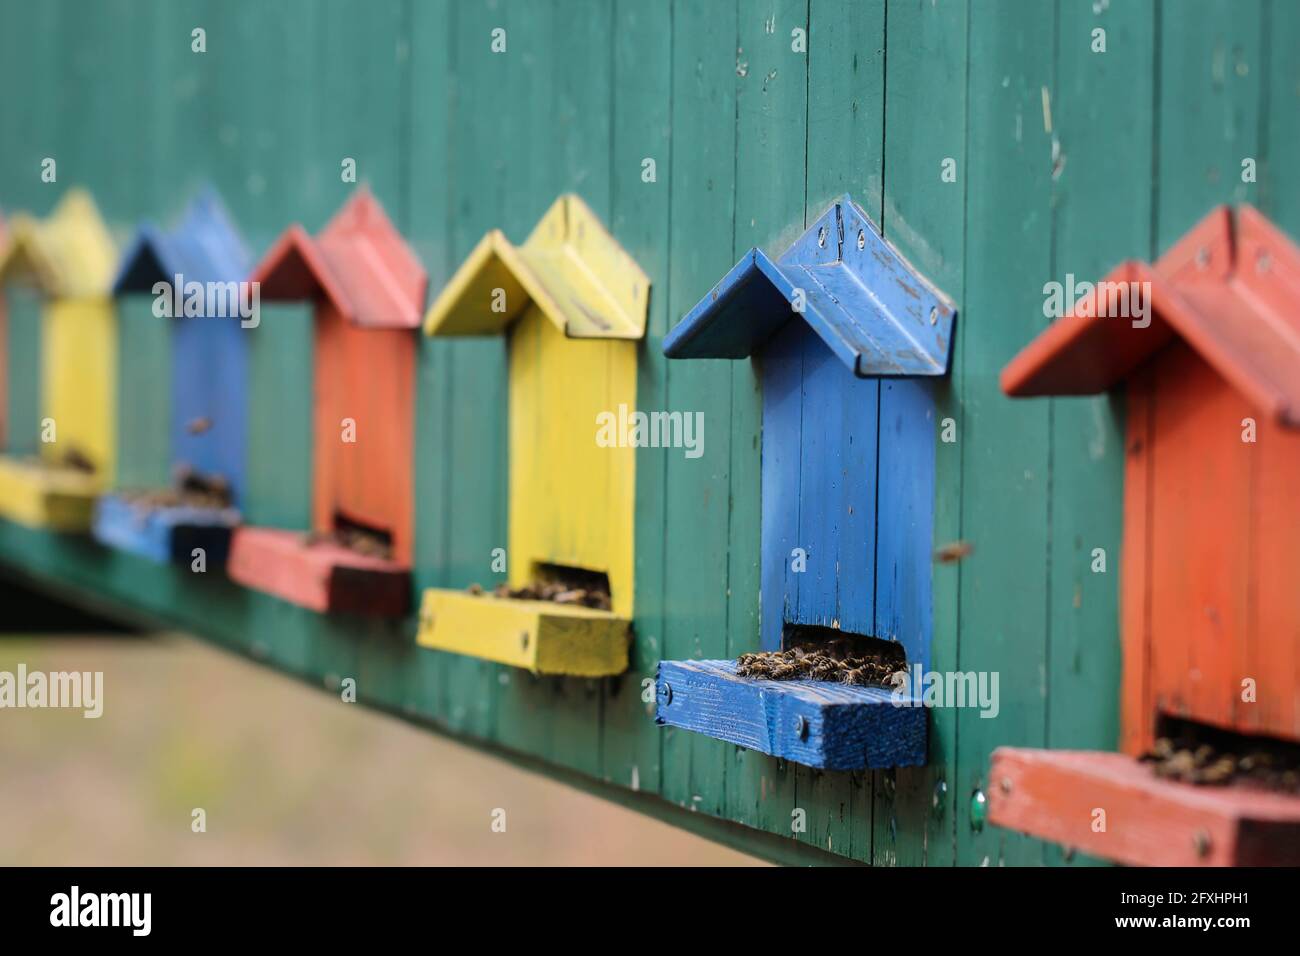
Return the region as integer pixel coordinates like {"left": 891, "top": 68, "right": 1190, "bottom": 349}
{"left": 250, "top": 187, "right": 427, "bottom": 329}
{"left": 1001, "top": 205, "right": 1300, "bottom": 429}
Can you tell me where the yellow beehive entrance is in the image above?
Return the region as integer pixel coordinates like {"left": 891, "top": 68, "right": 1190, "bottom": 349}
{"left": 507, "top": 304, "right": 636, "bottom": 618}
{"left": 0, "top": 191, "right": 117, "bottom": 530}
{"left": 41, "top": 297, "right": 116, "bottom": 477}
{"left": 417, "top": 194, "right": 649, "bottom": 676}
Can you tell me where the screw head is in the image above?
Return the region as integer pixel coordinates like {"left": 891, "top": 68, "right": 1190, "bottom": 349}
{"left": 794, "top": 714, "right": 809, "bottom": 740}
{"left": 660, "top": 682, "right": 673, "bottom": 705}
{"left": 929, "top": 306, "right": 938, "bottom": 325}
{"left": 999, "top": 776, "right": 1013, "bottom": 794}
{"left": 1193, "top": 829, "right": 1212, "bottom": 858}
{"left": 818, "top": 226, "right": 827, "bottom": 248}
{"left": 520, "top": 630, "right": 530, "bottom": 651}
{"left": 857, "top": 229, "right": 866, "bottom": 250}
{"left": 1196, "top": 246, "right": 1211, "bottom": 270}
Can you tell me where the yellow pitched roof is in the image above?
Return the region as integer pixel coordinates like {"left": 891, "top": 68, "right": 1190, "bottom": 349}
{"left": 0, "top": 189, "right": 116, "bottom": 299}
{"left": 424, "top": 194, "right": 649, "bottom": 340}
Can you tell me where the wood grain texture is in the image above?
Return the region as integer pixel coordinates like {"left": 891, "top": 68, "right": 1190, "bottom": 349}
{"left": 417, "top": 589, "right": 630, "bottom": 677}
{"left": 658, "top": 0, "right": 738, "bottom": 819}
{"left": 656, "top": 659, "right": 925, "bottom": 770}
{"left": 507, "top": 306, "right": 637, "bottom": 620}
{"left": 724, "top": 0, "right": 806, "bottom": 839}
{"left": 605, "top": 0, "right": 672, "bottom": 794}
{"left": 956, "top": 0, "right": 1054, "bottom": 868}
{"left": 1, "top": 0, "right": 1291, "bottom": 866}
{"left": 989, "top": 747, "right": 1300, "bottom": 867}
{"left": 877, "top": 0, "right": 966, "bottom": 866}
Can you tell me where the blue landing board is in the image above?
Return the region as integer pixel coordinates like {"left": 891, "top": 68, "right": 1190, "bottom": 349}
{"left": 92, "top": 492, "right": 240, "bottom": 566}
{"left": 654, "top": 659, "right": 926, "bottom": 770}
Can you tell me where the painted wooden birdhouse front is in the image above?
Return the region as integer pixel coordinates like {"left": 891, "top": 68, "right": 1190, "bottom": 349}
{"left": 992, "top": 205, "right": 1300, "bottom": 866}
{"left": 227, "top": 188, "right": 426, "bottom": 616}
{"left": 654, "top": 195, "right": 956, "bottom": 770}
{"left": 0, "top": 190, "right": 117, "bottom": 531}
{"left": 94, "top": 189, "right": 251, "bottom": 565}
{"left": 418, "top": 194, "right": 647, "bottom": 677}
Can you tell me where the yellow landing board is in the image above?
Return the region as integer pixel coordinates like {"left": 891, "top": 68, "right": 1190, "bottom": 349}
{"left": 0, "top": 455, "right": 101, "bottom": 531}
{"left": 416, "top": 588, "right": 630, "bottom": 677}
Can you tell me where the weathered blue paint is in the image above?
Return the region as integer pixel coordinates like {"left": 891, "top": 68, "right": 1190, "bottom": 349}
{"left": 655, "top": 659, "right": 926, "bottom": 770}
{"left": 760, "top": 319, "right": 881, "bottom": 652}
{"left": 663, "top": 194, "right": 956, "bottom": 377}
{"left": 92, "top": 492, "right": 240, "bottom": 565}
{"left": 656, "top": 193, "right": 955, "bottom": 768}
{"left": 99, "top": 189, "right": 251, "bottom": 566}
{"left": 875, "top": 379, "right": 938, "bottom": 658}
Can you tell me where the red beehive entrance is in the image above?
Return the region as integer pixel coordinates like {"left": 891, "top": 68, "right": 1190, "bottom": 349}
{"left": 228, "top": 188, "right": 425, "bottom": 616}
{"left": 991, "top": 206, "right": 1300, "bottom": 866}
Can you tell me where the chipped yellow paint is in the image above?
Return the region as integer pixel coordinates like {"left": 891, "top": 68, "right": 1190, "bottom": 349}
{"left": 416, "top": 589, "right": 630, "bottom": 677}
{"left": 0, "top": 190, "right": 116, "bottom": 529}
{"left": 421, "top": 194, "right": 647, "bottom": 674}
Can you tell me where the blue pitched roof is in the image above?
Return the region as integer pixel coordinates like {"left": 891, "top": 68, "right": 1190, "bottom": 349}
{"left": 663, "top": 195, "right": 956, "bottom": 377}
{"left": 114, "top": 188, "right": 250, "bottom": 293}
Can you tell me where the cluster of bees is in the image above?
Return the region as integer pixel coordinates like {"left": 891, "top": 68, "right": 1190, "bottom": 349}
{"left": 736, "top": 647, "right": 905, "bottom": 688}
{"left": 1142, "top": 735, "right": 1300, "bottom": 793}
{"left": 121, "top": 465, "right": 234, "bottom": 511}
{"left": 308, "top": 524, "right": 393, "bottom": 561}
{"left": 465, "top": 580, "right": 613, "bottom": 610}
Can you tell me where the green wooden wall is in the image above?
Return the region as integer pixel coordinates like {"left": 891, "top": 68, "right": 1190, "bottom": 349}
{"left": 0, "top": 0, "right": 1294, "bottom": 866}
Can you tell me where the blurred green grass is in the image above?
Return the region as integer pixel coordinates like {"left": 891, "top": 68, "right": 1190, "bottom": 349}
{"left": 0, "top": 632, "right": 764, "bottom": 866}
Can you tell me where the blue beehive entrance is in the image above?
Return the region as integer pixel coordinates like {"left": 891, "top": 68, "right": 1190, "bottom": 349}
{"left": 655, "top": 195, "right": 957, "bottom": 770}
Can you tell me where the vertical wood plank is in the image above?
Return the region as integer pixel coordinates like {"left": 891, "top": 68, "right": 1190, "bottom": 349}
{"left": 660, "top": 0, "right": 738, "bottom": 816}
{"left": 604, "top": 0, "right": 673, "bottom": 795}
{"left": 488, "top": 0, "right": 565, "bottom": 768}
{"left": 879, "top": 0, "right": 967, "bottom": 866}
{"left": 956, "top": 0, "right": 1055, "bottom": 867}
{"left": 1044, "top": 0, "right": 1154, "bottom": 865}
{"left": 543, "top": 0, "right": 614, "bottom": 779}
{"left": 407, "top": 0, "right": 453, "bottom": 725}
{"left": 437, "top": 0, "right": 515, "bottom": 742}
{"left": 725, "top": 0, "right": 806, "bottom": 840}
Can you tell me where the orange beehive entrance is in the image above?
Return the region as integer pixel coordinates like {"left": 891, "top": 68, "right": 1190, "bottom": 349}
{"left": 312, "top": 299, "right": 415, "bottom": 566}
{"left": 227, "top": 188, "right": 425, "bottom": 617}
{"left": 991, "top": 205, "right": 1300, "bottom": 866}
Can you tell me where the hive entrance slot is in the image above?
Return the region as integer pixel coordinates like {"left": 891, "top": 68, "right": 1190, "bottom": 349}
{"left": 1147, "top": 715, "right": 1300, "bottom": 794}
{"left": 781, "top": 623, "right": 906, "bottom": 663}
{"left": 737, "top": 623, "right": 908, "bottom": 687}
{"left": 57, "top": 447, "right": 97, "bottom": 475}
{"left": 491, "top": 562, "right": 613, "bottom": 611}
{"left": 327, "top": 512, "right": 394, "bottom": 561}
